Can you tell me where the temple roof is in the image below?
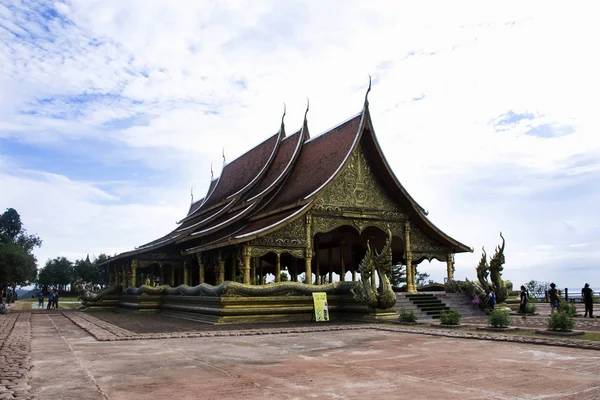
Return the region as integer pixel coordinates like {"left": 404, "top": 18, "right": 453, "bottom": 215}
{"left": 109, "top": 98, "right": 471, "bottom": 262}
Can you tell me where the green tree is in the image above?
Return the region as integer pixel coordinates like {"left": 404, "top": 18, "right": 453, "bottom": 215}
{"left": 73, "top": 255, "right": 100, "bottom": 284}
{"left": 415, "top": 270, "right": 431, "bottom": 288}
{"left": 390, "top": 263, "right": 406, "bottom": 287}
{"left": 38, "top": 257, "right": 73, "bottom": 291}
{"left": 92, "top": 253, "right": 111, "bottom": 285}
{"left": 0, "top": 208, "right": 41, "bottom": 301}
{"left": 525, "top": 280, "right": 550, "bottom": 302}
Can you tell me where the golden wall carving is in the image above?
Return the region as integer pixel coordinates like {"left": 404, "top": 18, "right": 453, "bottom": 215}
{"left": 250, "top": 246, "right": 305, "bottom": 259}
{"left": 410, "top": 223, "right": 448, "bottom": 263}
{"left": 312, "top": 216, "right": 404, "bottom": 238}
{"left": 314, "top": 145, "right": 402, "bottom": 214}
{"left": 253, "top": 216, "right": 306, "bottom": 247}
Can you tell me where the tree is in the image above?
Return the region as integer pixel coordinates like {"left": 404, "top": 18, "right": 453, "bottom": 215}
{"left": 0, "top": 208, "right": 41, "bottom": 301}
{"left": 390, "top": 263, "right": 406, "bottom": 287}
{"left": 92, "top": 253, "right": 111, "bottom": 285}
{"left": 38, "top": 257, "right": 73, "bottom": 291}
{"left": 415, "top": 270, "right": 431, "bottom": 288}
{"left": 73, "top": 255, "right": 100, "bottom": 284}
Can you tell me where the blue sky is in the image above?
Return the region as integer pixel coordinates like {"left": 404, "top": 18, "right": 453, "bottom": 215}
{"left": 1, "top": 0, "right": 599, "bottom": 288}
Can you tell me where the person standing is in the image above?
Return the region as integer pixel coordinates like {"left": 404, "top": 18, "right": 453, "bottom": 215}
{"left": 582, "top": 283, "right": 594, "bottom": 318}
{"left": 519, "top": 285, "right": 528, "bottom": 314}
{"left": 37, "top": 291, "right": 44, "bottom": 309}
{"left": 47, "top": 291, "right": 54, "bottom": 310}
{"left": 53, "top": 289, "right": 59, "bottom": 309}
{"left": 488, "top": 288, "right": 496, "bottom": 312}
{"left": 549, "top": 283, "right": 560, "bottom": 313}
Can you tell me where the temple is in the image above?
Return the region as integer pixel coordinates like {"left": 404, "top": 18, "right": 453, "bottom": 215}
{"left": 103, "top": 87, "right": 472, "bottom": 297}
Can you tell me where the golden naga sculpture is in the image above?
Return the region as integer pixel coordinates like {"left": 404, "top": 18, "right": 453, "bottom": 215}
{"left": 352, "top": 231, "right": 396, "bottom": 310}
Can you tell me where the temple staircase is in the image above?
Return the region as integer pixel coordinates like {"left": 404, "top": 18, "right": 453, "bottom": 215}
{"left": 396, "top": 292, "right": 486, "bottom": 320}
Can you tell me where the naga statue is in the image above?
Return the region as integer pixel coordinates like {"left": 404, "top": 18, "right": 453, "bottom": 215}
{"left": 476, "top": 232, "right": 507, "bottom": 304}
{"left": 352, "top": 231, "right": 397, "bottom": 310}
{"left": 74, "top": 279, "right": 118, "bottom": 305}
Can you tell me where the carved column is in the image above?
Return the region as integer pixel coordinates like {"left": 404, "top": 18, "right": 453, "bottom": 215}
{"left": 291, "top": 258, "right": 297, "bottom": 282}
{"left": 305, "top": 214, "right": 312, "bottom": 284}
{"left": 131, "top": 259, "right": 138, "bottom": 288}
{"left": 159, "top": 262, "right": 164, "bottom": 285}
{"left": 196, "top": 254, "right": 205, "bottom": 284}
{"left": 328, "top": 248, "right": 333, "bottom": 283}
{"left": 446, "top": 252, "right": 454, "bottom": 282}
{"left": 217, "top": 251, "right": 225, "bottom": 285}
{"left": 114, "top": 266, "right": 119, "bottom": 286}
{"left": 242, "top": 246, "right": 251, "bottom": 284}
{"left": 405, "top": 221, "right": 416, "bottom": 293}
{"left": 122, "top": 264, "right": 127, "bottom": 288}
{"left": 183, "top": 260, "right": 189, "bottom": 286}
{"left": 251, "top": 257, "right": 257, "bottom": 285}
{"left": 315, "top": 244, "right": 320, "bottom": 285}
{"left": 170, "top": 265, "right": 175, "bottom": 287}
{"left": 275, "top": 253, "right": 281, "bottom": 283}
{"left": 340, "top": 242, "right": 345, "bottom": 282}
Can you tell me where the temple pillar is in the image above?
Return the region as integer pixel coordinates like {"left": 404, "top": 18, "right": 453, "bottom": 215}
{"left": 196, "top": 254, "right": 205, "bottom": 284}
{"left": 446, "top": 252, "right": 454, "bottom": 281}
{"left": 183, "top": 260, "right": 189, "bottom": 286}
{"left": 328, "top": 248, "right": 333, "bottom": 283}
{"left": 405, "top": 221, "right": 416, "bottom": 293}
{"left": 122, "top": 264, "right": 127, "bottom": 288}
{"left": 170, "top": 264, "right": 175, "bottom": 286}
{"left": 131, "top": 259, "right": 138, "bottom": 287}
{"left": 275, "top": 253, "right": 281, "bottom": 283}
{"left": 305, "top": 214, "right": 312, "bottom": 284}
{"left": 217, "top": 251, "right": 225, "bottom": 285}
{"left": 114, "top": 266, "right": 119, "bottom": 286}
{"left": 242, "top": 247, "right": 251, "bottom": 284}
{"left": 340, "top": 242, "right": 345, "bottom": 282}
{"left": 251, "top": 257, "right": 257, "bottom": 285}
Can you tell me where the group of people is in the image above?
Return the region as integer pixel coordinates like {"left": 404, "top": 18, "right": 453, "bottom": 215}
{"left": 37, "top": 289, "right": 60, "bottom": 309}
{"left": 474, "top": 282, "right": 595, "bottom": 318}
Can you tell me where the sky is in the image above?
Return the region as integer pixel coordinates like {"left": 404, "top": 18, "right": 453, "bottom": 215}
{"left": 1, "top": 0, "right": 599, "bottom": 289}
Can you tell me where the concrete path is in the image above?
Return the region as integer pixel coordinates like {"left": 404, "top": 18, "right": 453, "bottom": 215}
{"left": 21, "top": 313, "right": 600, "bottom": 400}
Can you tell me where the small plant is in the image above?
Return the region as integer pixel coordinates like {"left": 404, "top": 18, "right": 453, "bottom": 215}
{"left": 559, "top": 299, "right": 577, "bottom": 316}
{"left": 488, "top": 309, "right": 510, "bottom": 328}
{"left": 398, "top": 309, "right": 417, "bottom": 323}
{"left": 524, "top": 302, "right": 536, "bottom": 314}
{"left": 548, "top": 310, "right": 574, "bottom": 331}
{"left": 440, "top": 309, "right": 461, "bottom": 325}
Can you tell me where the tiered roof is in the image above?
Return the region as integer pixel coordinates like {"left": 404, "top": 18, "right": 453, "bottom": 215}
{"left": 113, "top": 97, "right": 471, "bottom": 261}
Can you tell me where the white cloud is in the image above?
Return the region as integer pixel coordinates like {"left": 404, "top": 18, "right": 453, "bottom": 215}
{"left": 1, "top": 0, "right": 599, "bottom": 287}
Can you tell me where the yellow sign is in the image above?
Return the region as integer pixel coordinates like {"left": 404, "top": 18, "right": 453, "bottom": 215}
{"left": 312, "top": 292, "right": 329, "bottom": 322}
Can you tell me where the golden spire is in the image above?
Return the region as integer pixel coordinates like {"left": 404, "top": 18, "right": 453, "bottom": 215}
{"left": 364, "top": 74, "right": 372, "bottom": 107}
{"left": 279, "top": 103, "right": 286, "bottom": 139}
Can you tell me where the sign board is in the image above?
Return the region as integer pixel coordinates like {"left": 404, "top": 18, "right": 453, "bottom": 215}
{"left": 312, "top": 292, "right": 329, "bottom": 322}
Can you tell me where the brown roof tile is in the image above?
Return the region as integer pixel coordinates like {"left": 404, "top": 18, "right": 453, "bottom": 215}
{"left": 265, "top": 114, "right": 362, "bottom": 211}
{"left": 201, "top": 133, "right": 279, "bottom": 209}
{"left": 245, "top": 130, "right": 302, "bottom": 200}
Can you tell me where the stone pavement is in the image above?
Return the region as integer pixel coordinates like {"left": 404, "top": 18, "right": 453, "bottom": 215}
{"left": 0, "top": 313, "right": 32, "bottom": 400}
{"left": 29, "top": 312, "right": 600, "bottom": 399}
{"left": 2, "top": 309, "right": 600, "bottom": 399}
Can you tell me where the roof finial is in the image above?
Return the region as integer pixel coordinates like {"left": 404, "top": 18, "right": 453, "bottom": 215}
{"left": 364, "top": 75, "right": 372, "bottom": 107}
{"left": 222, "top": 147, "right": 226, "bottom": 164}
{"left": 190, "top": 186, "right": 194, "bottom": 203}
{"left": 281, "top": 103, "right": 286, "bottom": 128}
{"left": 304, "top": 97, "right": 309, "bottom": 121}
{"left": 210, "top": 162, "right": 214, "bottom": 180}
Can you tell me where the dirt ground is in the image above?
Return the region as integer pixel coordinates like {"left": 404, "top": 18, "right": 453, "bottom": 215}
{"left": 27, "top": 313, "right": 600, "bottom": 400}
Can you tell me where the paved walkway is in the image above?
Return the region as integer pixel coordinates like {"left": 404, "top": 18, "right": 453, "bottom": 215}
{"left": 2, "top": 308, "right": 600, "bottom": 399}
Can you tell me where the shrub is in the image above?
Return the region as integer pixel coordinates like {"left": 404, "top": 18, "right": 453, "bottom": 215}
{"left": 398, "top": 309, "right": 417, "bottom": 323}
{"left": 524, "top": 302, "right": 536, "bottom": 314}
{"left": 559, "top": 299, "right": 577, "bottom": 316}
{"left": 488, "top": 309, "right": 510, "bottom": 328}
{"left": 440, "top": 309, "right": 461, "bottom": 325}
{"left": 548, "top": 311, "right": 574, "bottom": 331}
